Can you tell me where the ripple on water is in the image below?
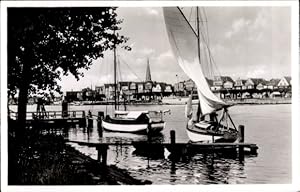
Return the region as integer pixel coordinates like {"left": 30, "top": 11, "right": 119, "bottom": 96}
{"left": 19, "top": 104, "right": 291, "bottom": 184}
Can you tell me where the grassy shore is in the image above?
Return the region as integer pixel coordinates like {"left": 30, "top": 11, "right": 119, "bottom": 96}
{"left": 8, "top": 132, "right": 151, "bottom": 185}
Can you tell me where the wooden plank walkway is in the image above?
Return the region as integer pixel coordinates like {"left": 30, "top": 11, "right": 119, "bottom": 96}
{"left": 9, "top": 110, "right": 88, "bottom": 128}
{"left": 9, "top": 109, "right": 258, "bottom": 165}
{"left": 65, "top": 139, "right": 258, "bottom": 165}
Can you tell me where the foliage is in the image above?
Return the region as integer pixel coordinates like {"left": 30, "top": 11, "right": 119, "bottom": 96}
{"left": 8, "top": 7, "right": 129, "bottom": 98}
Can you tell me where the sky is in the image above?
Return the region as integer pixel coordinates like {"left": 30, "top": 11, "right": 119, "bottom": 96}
{"left": 60, "top": 6, "right": 291, "bottom": 92}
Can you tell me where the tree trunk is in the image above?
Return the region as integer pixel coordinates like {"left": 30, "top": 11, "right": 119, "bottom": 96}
{"left": 16, "top": 54, "right": 32, "bottom": 140}
{"left": 17, "top": 79, "right": 29, "bottom": 139}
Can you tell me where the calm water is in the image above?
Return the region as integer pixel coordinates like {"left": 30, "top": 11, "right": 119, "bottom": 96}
{"left": 12, "top": 104, "right": 291, "bottom": 184}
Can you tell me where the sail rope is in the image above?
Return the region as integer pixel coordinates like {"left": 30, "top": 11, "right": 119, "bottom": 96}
{"left": 181, "top": 7, "right": 214, "bottom": 80}
{"left": 182, "top": 7, "right": 231, "bottom": 99}
{"left": 202, "top": 8, "right": 214, "bottom": 79}
{"left": 101, "top": 51, "right": 109, "bottom": 116}
{"left": 118, "top": 53, "right": 143, "bottom": 82}
{"left": 188, "top": 7, "right": 194, "bottom": 25}
{"left": 198, "top": 8, "right": 232, "bottom": 96}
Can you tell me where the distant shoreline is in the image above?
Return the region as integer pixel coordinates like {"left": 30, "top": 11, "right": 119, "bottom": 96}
{"left": 8, "top": 98, "right": 291, "bottom": 108}
{"left": 225, "top": 98, "right": 291, "bottom": 105}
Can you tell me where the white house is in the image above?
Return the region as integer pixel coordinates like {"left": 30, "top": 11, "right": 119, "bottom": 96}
{"left": 266, "top": 79, "right": 280, "bottom": 90}
{"left": 223, "top": 81, "right": 234, "bottom": 89}
{"left": 137, "top": 83, "right": 144, "bottom": 93}
{"left": 152, "top": 84, "right": 162, "bottom": 93}
{"left": 164, "top": 84, "right": 173, "bottom": 93}
{"left": 278, "top": 76, "right": 291, "bottom": 88}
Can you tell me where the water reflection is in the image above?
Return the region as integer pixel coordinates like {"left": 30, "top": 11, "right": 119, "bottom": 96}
{"left": 67, "top": 124, "right": 251, "bottom": 184}
{"left": 160, "top": 153, "right": 247, "bottom": 184}
{"left": 10, "top": 104, "right": 290, "bottom": 183}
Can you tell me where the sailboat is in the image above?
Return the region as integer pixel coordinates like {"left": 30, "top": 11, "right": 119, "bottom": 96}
{"left": 163, "top": 7, "right": 239, "bottom": 143}
{"left": 101, "top": 47, "right": 167, "bottom": 134}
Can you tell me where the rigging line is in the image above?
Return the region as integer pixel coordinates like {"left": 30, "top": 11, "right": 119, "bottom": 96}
{"left": 176, "top": 7, "right": 199, "bottom": 41}
{"left": 196, "top": 13, "right": 221, "bottom": 80}
{"left": 203, "top": 8, "right": 215, "bottom": 79}
{"left": 200, "top": 8, "right": 211, "bottom": 78}
{"left": 116, "top": 52, "right": 122, "bottom": 110}
{"left": 103, "top": 51, "right": 110, "bottom": 115}
{"left": 188, "top": 7, "right": 194, "bottom": 24}
{"left": 201, "top": 8, "right": 214, "bottom": 77}
{"left": 196, "top": 8, "right": 209, "bottom": 78}
{"left": 118, "top": 53, "right": 143, "bottom": 82}
{"left": 196, "top": 18, "right": 231, "bottom": 95}
{"left": 117, "top": 54, "right": 122, "bottom": 82}
{"left": 198, "top": 26, "right": 219, "bottom": 76}
{"left": 174, "top": 7, "right": 227, "bottom": 97}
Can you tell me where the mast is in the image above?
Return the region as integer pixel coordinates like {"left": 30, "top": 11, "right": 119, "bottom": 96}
{"left": 113, "top": 31, "right": 117, "bottom": 110}
{"left": 196, "top": 7, "right": 201, "bottom": 66}
{"left": 163, "top": 7, "right": 227, "bottom": 116}
{"left": 196, "top": 7, "right": 203, "bottom": 121}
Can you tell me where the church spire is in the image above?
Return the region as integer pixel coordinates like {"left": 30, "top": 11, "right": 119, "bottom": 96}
{"left": 145, "top": 58, "right": 152, "bottom": 82}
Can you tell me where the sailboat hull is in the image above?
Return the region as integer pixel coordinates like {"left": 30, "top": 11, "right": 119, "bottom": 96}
{"left": 102, "top": 118, "right": 165, "bottom": 135}
{"left": 186, "top": 121, "right": 239, "bottom": 143}
{"left": 102, "top": 120, "right": 148, "bottom": 134}
{"left": 186, "top": 128, "right": 223, "bottom": 143}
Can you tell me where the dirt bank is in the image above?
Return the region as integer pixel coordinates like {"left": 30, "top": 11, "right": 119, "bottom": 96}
{"left": 8, "top": 133, "right": 151, "bottom": 185}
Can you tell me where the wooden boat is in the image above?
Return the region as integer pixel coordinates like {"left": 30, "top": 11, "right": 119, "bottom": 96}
{"left": 163, "top": 7, "right": 239, "bottom": 143}
{"left": 101, "top": 43, "right": 169, "bottom": 135}
{"left": 102, "top": 110, "right": 167, "bottom": 134}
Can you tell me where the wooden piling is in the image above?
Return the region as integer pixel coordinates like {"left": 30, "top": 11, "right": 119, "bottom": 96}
{"left": 96, "top": 145, "right": 108, "bottom": 165}
{"left": 170, "top": 130, "right": 177, "bottom": 173}
{"left": 239, "top": 125, "right": 245, "bottom": 143}
{"left": 97, "top": 111, "right": 104, "bottom": 137}
{"left": 169, "top": 130, "right": 177, "bottom": 161}
{"left": 82, "top": 111, "right": 87, "bottom": 127}
{"left": 238, "top": 125, "right": 245, "bottom": 161}
{"left": 97, "top": 147, "right": 101, "bottom": 162}
{"left": 102, "top": 145, "right": 108, "bottom": 165}
{"left": 62, "top": 100, "right": 68, "bottom": 118}
{"left": 250, "top": 144, "right": 258, "bottom": 155}
{"left": 170, "top": 130, "right": 176, "bottom": 145}
{"left": 88, "top": 111, "right": 93, "bottom": 128}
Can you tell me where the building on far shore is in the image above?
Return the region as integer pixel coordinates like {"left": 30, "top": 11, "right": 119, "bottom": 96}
{"left": 65, "top": 59, "right": 173, "bottom": 102}
{"left": 64, "top": 58, "right": 291, "bottom": 102}
{"left": 173, "top": 76, "right": 292, "bottom": 100}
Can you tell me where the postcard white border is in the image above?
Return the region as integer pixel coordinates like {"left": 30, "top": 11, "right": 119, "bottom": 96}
{"left": 1, "top": 1, "right": 299, "bottom": 192}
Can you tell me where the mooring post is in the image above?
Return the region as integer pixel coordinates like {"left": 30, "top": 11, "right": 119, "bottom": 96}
{"left": 102, "top": 145, "right": 108, "bottom": 166}
{"left": 169, "top": 130, "right": 177, "bottom": 159}
{"left": 97, "top": 111, "right": 104, "bottom": 137}
{"left": 170, "top": 130, "right": 176, "bottom": 145}
{"left": 88, "top": 110, "right": 93, "bottom": 128}
{"left": 239, "top": 125, "right": 245, "bottom": 143}
{"left": 238, "top": 125, "right": 245, "bottom": 161}
{"left": 147, "top": 123, "right": 152, "bottom": 142}
{"left": 97, "top": 146, "right": 101, "bottom": 162}
{"left": 96, "top": 145, "right": 108, "bottom": 165}
{"left": 169, "top": 130, "right": 177, "bottom": 173}
{"left": 250, "top": 145, "right": 258, "bottom": 155}
{"left": 80, "top": 111, "right": 86, "bottom": 127}
{"left": 62, "top": 99, "right": 68, "bottom": 118}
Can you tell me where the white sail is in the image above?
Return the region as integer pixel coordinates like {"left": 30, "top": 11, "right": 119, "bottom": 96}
{"left": 163, "top": 7, "right": 227, "bottom": 115}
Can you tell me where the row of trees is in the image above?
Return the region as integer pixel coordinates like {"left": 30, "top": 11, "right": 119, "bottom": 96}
{"left": 8, "top": 7, "right": 130, "bottom": 137}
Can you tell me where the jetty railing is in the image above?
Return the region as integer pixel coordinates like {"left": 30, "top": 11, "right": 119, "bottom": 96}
{"left": 9, "top": 110, "right": 86, "bottom": 120}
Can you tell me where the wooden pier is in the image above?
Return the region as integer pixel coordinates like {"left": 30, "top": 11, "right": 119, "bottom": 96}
{"left": 8, "top": 107, "right": 258, "bottom": 164}
{"left": 66, "top": 126, "right": 258, "bottom": 165}
{"left": 9, "top": 110, "right": 88, "bottom": 129}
